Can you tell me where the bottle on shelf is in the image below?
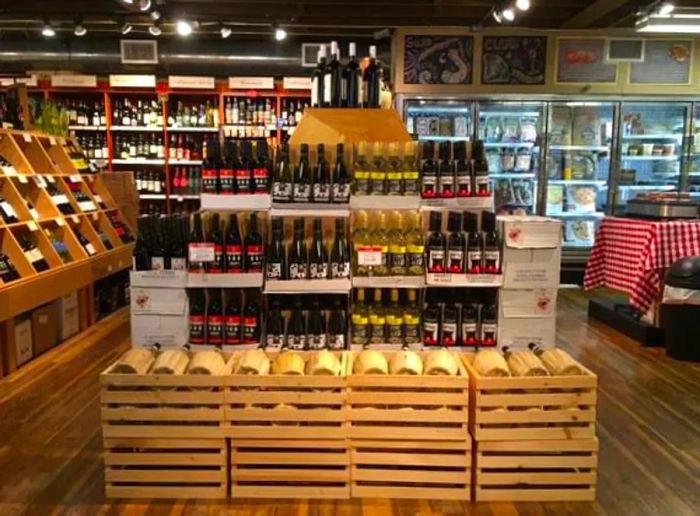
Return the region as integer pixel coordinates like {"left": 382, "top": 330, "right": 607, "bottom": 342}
{"left": 311, "top": 46, "right": 327, "bottom": 109}
{"left": 330, "top": 218, "right": 350, "bottom": 279}
{"left": 18, "top": 233, "right": 49, "bottom": 273}
{"left": 386, "top": 143, "right": 403, "bottom": 196}
{"left": 454, "top": 141, "right": 473, "bottom": 198}
{"left": 188, "top": 212, "right": 206, "bottom": 273}
{"left": 328, "top": 298, "right": 347, "bottom": 350}
{"left": 403, "top": 289, "right": 421, "bottom": 345}
{"left": 370, "top": 142, "right": 387, "bottom": 195}
{"left": 244, "top": 212, "right": 263, "bottom": 273}
{"left": 423, "top": 290, "right": 441, "bottom": 346}
{"left": 309, "top": 218, "right": 329, "bottom": 279}
{"left": 189, "top": 289, "right": 206, "bottom": 345}
{"left": 288, "top": 218, "right": 308, "bottom": 279}
{"left": 482, "top": 212, "right": 501, "bottom": 274}
{"left": 206, "top": 213, "right": 225, "bottom": 273}
{"left": 344, "top": 42, "right": 360, "bottom": 108}
{"left": 386, "top": 288, "right": 404, "bottom": 345}
{"left": 371, "top": 211, "right": 390, "bottom": 276}
{"left": 235, "top": 141, "right": 253, "bottom": 195}
{"left": 293, "top": 143, "right": 311, "bottom": 203}
{"left": 328, "top": 41, "right": 343, "bottom": 108}
{"left": 149, "top": 219, "right": 165, "bottom": 271}
{"left": 362, "top": 45, "right": 380, "bottom": 109}
{"left": 368, "top": 288, "right": 387, "bottom": 344}
{"left": 472, "top": 140, "right": 491, "bottom": 197}
{"left": 206, "top": 289, "right": 224, "bottom": 345}
{"left": 351, "top": 288, "right": 370, "bottom": 346}
{"left": 406, "top": 211, "right": 425, "bottom": 276}
{"left": 266, "top": 296, "right": 286, "bottom": 349}
{"left": 441, "top": 292, "right": 459, "bottom": 346}
{"left": 0, "top": 253, "right": 20, "bottom": 283}
{"left": 242, "top": 295, "right": 260, "bottom": 344}
{"left": 352, "top": 210, "right": 370, "bottom": 277}
{"left": 287, "top": 297, "right": 307, "bottom": 350}
{"left": 312, "top": 143, "right": 331, "bottom": 203}
{"left": 438, "top": 141, "right": 455, "bottom": 198}
{"left": 74, "top": 228, "right": 97, "bottom": 256}
{"left": 253, "top": 140, "right": 270, "bottom": 194}
{"left": 201, "top": 138, "right": 220, "bottom": 194}
{"left": 0, "top": 196, "right": 18, "bottom": 224}
{"left": 447, "top": 211, "right": 465, "bottom": 273}
{"left": 225, "top": 213, "right": 244, "bottom": 274}
{"left": 307, "top": 296, "right": 327, "bottom": 349}
{"left": 272, "top": 143, "right": 293, "bottom": 203}
{"left": 219, "top": 139, "right": 236, "bottom": 195}
{"left": 402, "top": 142, "right": 420, "bottom": 195}
{"left": 420, "top": 141, "right": 438, "bottom": 199}
{"left": 480, "top": 302, "right": 498, "bottom": 346}
{"left": 332, "top": 143, "right": 351, "bottom": 203}
{"left": 353, "top": 142, "right": 371, "bottom": 195}
{"left": 265, "top": 217, "right": 286, "bottom": 280}
{"left": 171, "top": 215, "right": 187, "bottom": 270}
{"left": 427, "top": 211, "right": 446, "bottom": 273}
{"left": 388, "top": 211, "right": 407, "bottom": 276}
{"left": 465, "top": 212, "right": 482, "bottom": 274}
{"left": 460, "top": 302, "right": 479, "bottom": 346}
{"left": 132, "top": 217, "right": 151, "bottom": 271}
{"left": 224, "top": 290, "right": 242, "bottom": 345}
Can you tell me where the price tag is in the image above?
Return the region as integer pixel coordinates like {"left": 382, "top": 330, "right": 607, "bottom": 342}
{"left": 431, "top": 273, "right": 453, "bottom": 284}
{"left": 18, "top": 175, "right": 28, "bottom": 183}
{"left": 23, "top": 133, "right": 32, "bottom": 143}
{"left": 188, "top": 242, "right": 216, "bottom": 262}
{"left": 70, "top": 175, "right": 82, "bottom": 183}
{"left": 29, "top": 208, "right": 39, "bottom": 220}
{"left": 357, "top": 246, "right": 383, "bottom": 266}
{"left": 71, "top": 215, "right": 80, "bottom": 224}
{"left": 27, "top": 221, "right": 38, "bottom": 231}
{"left": 56, "top": 218, "right": 65, "bottom": 226}
{"left": 49, "top": 137, "right": 56, "bottom": 146}
{"left": 45, "top": 175, "right": 56, "bottom": 184}
{"left": 2, "top": 166, "right": 16, "bottom": 176}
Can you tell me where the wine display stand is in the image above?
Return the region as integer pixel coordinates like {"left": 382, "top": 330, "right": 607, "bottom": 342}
{"left": 0, "top": 128, "right": 134, "bottom": 376}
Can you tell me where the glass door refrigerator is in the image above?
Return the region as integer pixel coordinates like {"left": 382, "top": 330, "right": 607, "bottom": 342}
{"left": 613, "top": 101, "right": 690, "bottom": 212}
{"left": 544, "top": 101, "right": 615, "bottom": 254}
{"left": 686, "top": 103, "right": 700, "bottom": 199}
{"left": 475, "top": 101, "right": 545, "bottom": 215}
{"left": 401, "top": 97, "right": 474, "bottom": 142}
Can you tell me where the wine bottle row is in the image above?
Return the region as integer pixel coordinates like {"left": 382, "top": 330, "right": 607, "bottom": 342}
{"left": 112, "top": 98, "right": 163, "bottom": 127}
{"left": 188, "top": 288, "right": 260, "bottom": 346}
{"left": 113, "top": 134, "right": 165, "bottom": 161}
{"left": 201, "top": 139, "right": 270, "bottom": 195}
{"left": 351, "top": 288, "right": 421, "bottom": 346}
{"left": 423, "top": 290, "right": 498, "bottom": 347}
{"left": 56, "top": 98, "right": 106, "bottom": 127}
{"left": 266, "top": 295, "right": 347, "bottom": 350}
{"left": 224, "top": 98, "right": 276, "bottom": 126}
{"left": 75, "top": 134, "right": 109, "bottom": 161}
{"left": 168, "top": 99, "right": 219, "bottom": 128}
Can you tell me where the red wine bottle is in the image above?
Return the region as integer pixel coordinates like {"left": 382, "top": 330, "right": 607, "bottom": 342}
{"left": 225, "top": 213, "right": 244, "bottom": 273}
{"left": 188, "top": 290, "right": 206, "bottom": 345}
{"left": 206, "top": 289, "right": 224, "bottom": 345}
{"left": 427, "top": 211, "right": 446, "bottom": 273}
{"left": 224, "top": 290, "right": 242, "bottom": 345}
{"left": 244, "top": 212, "right": 263, "bottom": 273}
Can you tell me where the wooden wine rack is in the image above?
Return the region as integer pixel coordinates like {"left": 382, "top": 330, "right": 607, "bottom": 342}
{"left": 0, "top": 128, "right": 135, "bottom": 377}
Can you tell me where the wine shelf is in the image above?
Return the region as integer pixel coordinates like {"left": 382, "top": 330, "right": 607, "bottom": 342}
{"left": 264, "top": 278, "right": 352, "bottom": 294}
{"left": 200, "top": 194, "right": 271, "bottom": 211}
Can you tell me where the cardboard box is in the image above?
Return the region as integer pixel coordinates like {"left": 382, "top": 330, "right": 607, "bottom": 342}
{"left": 130, "top": 270, "right": 189, "bottom": 289}
{"left": 14, "top": 317, "right": 33, "bottom": 367}
{"left": 32, "top": 304, "right": 59, "bottom": 356}
{"left": 498, "top": 215, "right": 562, "bottom": 289}
{"left": 53, "top": 291, "right": 80, "bottom": 340}
{"left": 499, "top": 288, "right": 558, "bottom": 318}
{"left": 130, "top": 287, "right": 189, "bottom": 347}
{"left": 498, "top": 316, "right": 556, "bottom": 347}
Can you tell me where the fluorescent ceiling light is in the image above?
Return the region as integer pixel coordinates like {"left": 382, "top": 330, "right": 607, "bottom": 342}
{"left": 41, "top": 23, "right": 55, "bottom": 37}
{"left": 221, "top": 26, "right": 232, "bottom": 39}
{"left": 148, "top": 24, "right": 162, "bottom": 36}
{"left": 74, "top": 24, "right": 87, "bottom": 36}
{"left": 502, "top": 8, "right": 515, "bottom": 21}
{"left": 275, "top": 27, "right": 287, "bottom": 40}
{"left": 658, "top": 2, "right": 675, "bottom": 16}
{"left": 516, "top": 0, "right": 531, "bottom": 11}
{"left": 636, "top": 8, "right": 700, "bottom": 32}
{"left": 176, "top": 20, "right": 193, "bottom": 36}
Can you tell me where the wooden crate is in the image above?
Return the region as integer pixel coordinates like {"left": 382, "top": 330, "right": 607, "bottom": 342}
{"left": 230, "top": 439, "right": 350, "bottom": 499}
{"left": 462, "top": 353, "right": 598, "bottom": 441}
{"left": 224, "top": 351, "right": 347, "bottom": 440}
{"left": 103, "top": 437, "right": 227, "bottom": 499}
{"left": 100, "top": 359, "right": 229, "bottom": 439}
{"left": 346, "top": 351, "right": 469, "bottom": 441}
{"left": 474, "top": 439, "right": 598, "bottom": 502}
{"left": 351, "top": 439, "right": 471, "bottom": 500}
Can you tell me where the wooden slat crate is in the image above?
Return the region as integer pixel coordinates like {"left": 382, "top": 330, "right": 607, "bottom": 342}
{"left": 346, "top": 351, "right": 469, "bottom": 441}
{"left": 474, "top": 439, "right": 598, "bottom": 502}
{"left": 224, "top": 351, "right": 348, "bottom": 440}
{"left": 100, "top": 361, "right": 229, "bottom": 439}
{"left": 461, "top": 353, "right": 598, "bottom": 441}
{"left": 351, "top": 439, "right": 471, "bottom": 500}
{"left": 103, "top": 438, "right": 227, "bottom": 499}
{"left": 230, "top": 439, "right": 350, "bottom": 499}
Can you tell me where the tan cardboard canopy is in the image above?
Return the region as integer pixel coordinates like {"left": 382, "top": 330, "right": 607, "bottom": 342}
{"left": 289, "top": 108, "right": 412, "bottom": 146}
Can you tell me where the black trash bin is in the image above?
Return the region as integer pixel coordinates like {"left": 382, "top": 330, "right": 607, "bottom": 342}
{"left": 664, "top": 256, "right": 700, "bottom": 362}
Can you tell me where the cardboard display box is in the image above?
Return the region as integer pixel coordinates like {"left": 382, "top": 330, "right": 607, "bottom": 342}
{"left": 14, "top": 317, "right": 33, "bottom": 367}
{"left": 53, "top": 290, "right": 79, "bottom": 341}
{"left": 498, "top": 288, "right": 558, "bottom": 347}
{"left": 32, "top": 303, "right": 59, "bottom": 356}
{"left": 130, "top": 286, "right": 189, "bottom": 347}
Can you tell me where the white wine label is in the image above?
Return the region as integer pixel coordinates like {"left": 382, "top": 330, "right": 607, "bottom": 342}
{"left": 311, "top": 77, "right": 319, "bottom": 106}
{"left": 287, "top": 334, "right": 306, "bottom": 350}
{"left": 0, "top": 201, "right": 16, "bottom": 218}
{"left": 292, "top": 184, "right": 310, "bottom": 202}
{"left": 55, "top": 194, "right": 70, "bottom": 205}
{"left": 308, "top": 334, "right": 327, "bottom": 350}
{"left": 332, "top": 183, "right": 351, "bottom": 203}
{"left": 272, "top": 182, "right": 292, "bottom": 201}
{"left": 289, "top": 263, "right": 308, "bottom": 279}
{"left": 150, "top": 257, "right": 165, "bottom": 271}
{"left": 323, "top": 74, "right": 331, "bottom": 103}
{"left": 266, "top": 262, "right": 283, "bottom": 280}
{"left": 171, "top": 257, "right": 187, "bottom": 271}
{"left": 331, "top": 261, "right": 350, "bottom": 279}
{"left": 266, "top": 334, "right": 285, "bottom": 349}
{"left": 312, "top": 184, "right": 331, "bottom": 202}
{"left": 329, "top": 334, "right": 345, "bottom": 350}
{"left": 309, "top": 263, "right": 329, "bottom": 279}
{"left": 86, "top": 243, "right": 96, "bottom": 255}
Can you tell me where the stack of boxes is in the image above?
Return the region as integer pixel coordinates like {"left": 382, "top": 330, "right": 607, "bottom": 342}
{"left": 497, "top": 216, "right": 562, "bottom": 346}
{"left": 130, "top": 271, "right": 189, "bottom": 347}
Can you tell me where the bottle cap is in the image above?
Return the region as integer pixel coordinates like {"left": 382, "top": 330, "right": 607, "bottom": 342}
{"left": 447, "top": 211, "right": 462, "bottom": 233}
{"left": 349, "top": 42, "right": 356, "bottom": 57}
{"left": 439, "top": 141, "right": 451, "bottom": 161}
{"left": 463, "top": 211, "right": 477, "bottom": 232}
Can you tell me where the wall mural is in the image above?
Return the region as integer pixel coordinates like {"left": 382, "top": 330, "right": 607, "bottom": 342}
{"left": 403, "top": 35, "right": 474, "bottom": 85}
{"left": 482, "top": 36, "right": 547, "bottom": 85}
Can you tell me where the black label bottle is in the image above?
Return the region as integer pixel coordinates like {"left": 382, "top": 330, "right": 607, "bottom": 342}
{"left": 480, "top": 303, "right": 497, "bottom": 346}
{"left": 224, "top": 290, "right": 242, "bottom": 345}
{"left": 423, "top": 290, "right": 441, "bottom": 346}
{"left": 266, "top": 217, "right": 286, "bottom": 280}
{"left": 265, "top": 296, "right": 286, "bottom": 349}
{"left": 132, "top": 217, "right": 150, "bottom": 271}
{"left": 482, "top": 211, "right": 501, "bottom": 274}
{"left": 362, "top": 45, "right": 380, "bottom": 109}
{"left": 460, "top": 302, "right": 479, "bottom": 346}
{"left": 189, "top": 290, "right": 206, "bottom": 345}
{"left": 454, "top": 141, "right": 473, "bottom": 197}
{"left": 206, "top": 213, "right": 225, "bottom": 274}
{"left": 287, "top": 297, "right": 307, "bottom": 350}
{"left": 206, "top": 289, "right": 224, "bottom": 345}
{"left": 472, "top": 140, "right": 491, "bottom": 197}
{"left": 330, "top": 218, "right": 350, "bottom": 279}
{"left": 188, "top": 212, "right": 205, "bottom": 273}
{"left": 272, "top": 143, "right": 292, "bottom": 203}
{"left": 332, "top": 143, "right": 351, "bottom": 204}
{"left": 311, "top": 46, "right": 326, "bottom": 109}
{"left": 403, "top": 289, "right": 421, "bottom": 345}
{"left": 236, "top": 141, "right": 254, "bottom": 194}
{"left": 464, "top": 212, "right": 482, "bottom": 274}
{"left": 219, "top": 139, "right": 237, "bottom": 195}
{"left": 312, "top": 143, "right": 331, "bottom": 203}
{"left": 253, "top": 140, "right": 270, "bottom": 193}
{"left": 288, "top": 218, "right": 308, "bottom": 280}
{"left": 309, "top": 218, "right": 329, "bottom": 279}
{"left": 442, "top": 294, "right": 458, "bottom": 347}
{"left": 328, "top": 41, "right": 343, "bottom": 108}
{"left": 242, "top": 296, "right": 260, "bottom": 344}
{"left": 307, "top": 296, "right": 327, "bottom": 349}
{"left": 420, "top": 141, "right": 437, "bottom": 199}
{"left": 328, "top": 298, "right": 347, "bottom": 350}
{"left": 427, "top": 211, "right": 446, "bottom": 273}
{"left": 437, "top": 141, "right": 455, "bottom": 198}
{"left": 344, "top": 42, "right": 360, "bottom": 108}
{"left": 225, "top": 213, "right": 244, "bottom": 273}
{"left": 201, "top": 138, "right": 220, "bottom": 194}
{"left": 244, "top": 213, "right": 264, "bottom": 273}
{"left": 293, "top": 144, "right": 311, "bottom": 203}
{"left": 447, "top": 211, "right": 465, "bottom": 274}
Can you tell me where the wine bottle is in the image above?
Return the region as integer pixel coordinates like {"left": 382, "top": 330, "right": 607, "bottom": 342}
{"left": 266, "top": 217, "right": 286, "bottom": 280}
{"left": 368, "top": 288, "right": 386, "bottom": 344}
{"left": 423, "top": 290, "right": 441, "bottom": 346}
{"left": 309, "top": 218, "right": 329, "bottom": 280}
{"left": 460, "top": 302, "right": 479, "bottom": 346}
{"left": 224, "top": 290, "right": 242, "bottom": 345}
{"left": 0, "top": 196, "right": 18, "bottom": 224}
{"left": 150, "top": 218, "right": 165, "bottom": 271}
{"left": 226, "top": 213, "right": 244, "bottom": 273}
{"left": 189, "top": 290, "right": 206, "bottom": 345}
{"left": 292, "top": 144, "right": 311, "bottom": 203}
{"left": 171, "top": 215, "right": 188, "bottom": 271}
{"left": 201, "top": 138, "right": 220, "bottom": 194}
{"left": 332, "top": 143, "right": 351, "bottom": 204}
{"left": 311, "top": 47, "right": 326, "bottom": 109}
{"left": 370, "top": 142, "right": 387, "bottom": 195}
{"left": 244, "top": 212, "right": 263, "bottom": 273}
{"left": 312, "top": 143, "right": 331, "bottom": 203}
{"left": 206, "top": 289, "right": 224, "bottom": 346}
{"left": 388, "top": 211, "right": 407, "bottom": 276}
{"left": 371, "top": 212, "right": 390, "bottom": 277}
{"left": 236, "top": 141, "right": 253, "bottom": 194}
{"left": 406, "top": 212, "right": 425, "bottom": 276}
{"left": 272, "top": 143, "right": 293, "bottom": 203}
{"left": 454, "top": 141, "right": 473, "bottom": 197}
{"left": 482, "top": 212, "right": 501, "bottom": 274}
{"left": 362, "top": 45, "right": 380, "bottom": 109}
{"left": 242, "top": 297, "right": 260, "bottom": 344}
{"left": 288, "top": 218, "right": 308, "bottom": 280}
{"left": 447, "top": 211, "right": 465, "bottom": 274}
{"left": 188, "top": 212, "right": 206, "bottom": 273}
{"left": 266, "top": 296, "right": 286, "bottom": 349}
{"left": 132, "top": 217, "right": 150, "bottom": 271}
{"left": 352, "top": 211, "right": 370, "bottom": 277}
{"left": 307, "top": 296, "right": 327, "bottom": 350}
{"left": 427, "top": 211, "right": 446, "bottom": 273}
{"left": 287, "top": 297, "right": 307, "bottom": 350}
{"left": 386, "top": 288, "right": 404, "bottom": 345}
{"left": 386, "top": 144, "right": 403, "bottom": 196}
{"left": 328, "top": 41, "right": 343, "bottom": 107}
{"left": 442, "top": 293, "right": 458, "bottom": 346}
{"left": 351, "top": 288, "right": 370, "bottom": 346}
{"left": 472, "top": 140, "right": 490, "bottom": 197}
{"left": 253, "top": 140, "right": 270, "bottom": 193}
{"left": 75, "top": 229, "right": 97, "bottom": 256}
{"left": 219, "top": 139, "right": 236, "bottom": 195}
{"left": 353, "top": 142, "right": 371, "bottom": 195}
{"left": 480, "top": 303, "right": 497, "bottom": 346}
{"left": 0, "top": 253, "right": 20, "bottom": 283}
{"left": 438, "top": 141, "right": 455, "bottom": 198}
{"left": 19, "top": 233, "right": 49, "bottom": 272}
{"left": 420, "top": 141, "right": 437, "bottom": 199}
{"left": 403, "top": 289, "right": 421, "bottom": 345}
{"left": 402, "top": 142, "right": 420, "bottom": 196}
{"left": 328, "top": 298, "right": 347, "bottom": 350}
{"left": 464, "top": 212, "right": 482, "bottom": 274}
{"left": 207, "top": 213, "right": 225, "bottom": 273}
{"left": 330, "top": 218, "right": 350, "bottom": 279}
{"left": 344, "top": 42, "right": 360, "bottom": 108}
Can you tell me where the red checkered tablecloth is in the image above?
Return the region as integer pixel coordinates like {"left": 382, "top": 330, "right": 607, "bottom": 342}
{"left": 584, "top": 217, "right": 700, "bottom": 312}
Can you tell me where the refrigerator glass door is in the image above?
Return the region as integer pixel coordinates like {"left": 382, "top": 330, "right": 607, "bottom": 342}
{"left": 404, "top": 99, "right": 472, "bottom": 141}
{"left": 615, "top": 102, "right": 688, "bottom": 211}
{"left": 688, "top": 103, "right": 700, "bottom": 199}
{"left": 545, "top": 101, "right": 614, "bottom": 249}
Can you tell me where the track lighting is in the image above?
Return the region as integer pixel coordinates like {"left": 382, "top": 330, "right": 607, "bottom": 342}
{"left": 502, "top": 7, "right": 515, "bottom": 21}
{"left": 492, "top": 10, "right": 503, "bottom": 23}
{"left": 138, "top": 0, "right": 152, "bottom": 11}
{"left": 221, "top": 26, "right": 232, "bottom": 39}
{"left": 120, "top": 22, "right": 133, "bottom": 35}
{"left": 658, "top": 2, "right": 675, "bottom": 16}
{"left": 150, "top": 10, "right": 161, "bottom": 21}
{"left": 176, "top": 20, "right": 193, "bottom": 36}
{"left": 516, "top": 0, "right": 531, "bottom": 11}
{"left": 148, "top": 23, "right": 162, "bottom": 36}
{"left": 74, "top": 23, "right": 87, "bottom": 37}
{"left": 41, "top": 22, "right": 55, "bottom": 37}
{"left": 274, "top": 27, "right": 287, "bottom": 41}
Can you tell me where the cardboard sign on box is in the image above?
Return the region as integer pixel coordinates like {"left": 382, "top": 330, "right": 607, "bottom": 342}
{"left": 130, "top": 287, "right": 188, "bottom": 315}
{"left": 498, "top": 316, "right": 556, "bottom": 347}
{"left": 130, "top": 287, "right": 189, "bottom": 347}
{"left": 14, "top": 317, "right": 33, "bottom": 367}
{"left": 53, "top": 291, "right": 79, "bottom": 341}
{"left": 499, "top": 288, "right": 558, "bottom": 318}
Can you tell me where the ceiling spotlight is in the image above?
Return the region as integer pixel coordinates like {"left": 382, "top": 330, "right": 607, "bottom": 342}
{"left": 148, "top": 23, "right": 162, "bottom": 36}
{"left": 492, "top": 10, "right": 503, "bottom": 23}
{"left": 658, "top": 2, "right": 675, "bottom": 16}
{"left": 138, "top": 0, "right": 152, "bottom": 11}
{"left": 120, "top": 0, "right": 134, "bottom": 4}
{"left": 220, "top": 26, "right": 232, "bottom": 39}
{"left": 41, "top": 22, "right": 55, "bottom": 37}
{"left": 176, "top": 20, "right": 193, "bottom": 36}
{"left": 120, "top": 22, "right": 133, "bottom": 35}
{"left": 74, "top": 23, "right": 87, "bottom": 36}
{"left": 516, "top": 0, "right": 531, "bottom": 11}
{"left": 502, "top": 7, "right": 515, "bottom": 21}
{"left": 274, "top": 27, "right": 287, "bottom": 41}
{"left": 150, "top": 10, "right": 161, "bottom": 21}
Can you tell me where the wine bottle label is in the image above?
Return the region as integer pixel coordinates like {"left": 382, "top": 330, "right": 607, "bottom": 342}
{"left": 407, "top": 245, "right": 425, "bottom": 269}
{"left": 309, "top": 262, "right": 329, "bottom": 279}
{"left": 312, "top": 183, "right": 331, "bottom": 203}
{"left": 308, "top": 334, "right": 327, "bottom": 350}
{"left": 207, "top": 315, "right": 224, "bottom": 345}
{"left": 423, "top": 321, "right": 439, "bottom": 346}
{"left": 24, "top": 248, "right": 43, "bottom": 264}
{"left": 287, "top": 334, "right": 306, "bottom": 350}
{"left": 448, "top": 249, "right": 464, "bottom": 272}
{"left": 439, "top": 174, "right": 455, "bottom": 197}
{"left": 272, "top": 181, "right": 292, "bottom": 202}
{"left": 189, "top": 314, "right": 205, "bottom": 344}
{"left": 354, "top": 172, "right": 370, "bottom": 194}
{"left": 403, "top": 318, "right": 420, "bottom": 343}
{"left": 370, "top": 174, "right": 386, "bottom": 193}
{"left": 150, "top": 256, "right": 165, "bottom": 271}
{"left": 243, "top": 316, "right": 258, "bottom": 343}
{"left": 331, "top": 183, "right": 351, "bottom": 203}
{"left": 289, "top": 263, "right": 308, "bottom": 279}
{"left": 484, "top": 250, "right": 501, "bottom": 273}
{"left": 329, "top": 333, "right": 345, "bottom": 350}
{"left": 467, "top": 251, "right": 482, "bottom": 272}
{"left": 389, "top": 247, "right": 407, "bottom": 269}
{"left": 219, "top": 169, "right": 235, "bottom": 194}
{"left": 480, "top": 323, "right": 497, "bottom": 346}
{"left": 201, "top": 168, "right": 218, "bottom": 193}
{"left": 387, "top": 317, "right": 403, "bottom": 342}
{"left": 461, "top": 322, "right": 478, "bottom": 346}
{"left": 266, "top": 262, "right": 282, "bottom": 280}
{"left": 171, "top": 257, "right": 187, "bottom": 271}
{"left": 323, "top": 74, "right": 331, "bottom": 103}
{"left": 207, "top": 245, "right": 224, "bottom": 273}
{"left": 311, "top": 77, "right": 319, "bottom": 107}
{"left": 456, "top": 173, "right": 472, "bottom": 197}
{"left": 330, "top": 261, "right": 350, "bottom": 279}
{"left": 369, "top": 320, "right": 386, "bottom": 343}
{"left": 225, "top": 245, "right": 243, "bottom": 273}
{"left": 428, "top": 248, "right": 445, "bottom": 273}
{"left": 442, "top": 322, "right": 457, "bottom": 346}
{"left": 0, "top": 201, "right": 16, "bottom": 219}
{"left": 245, "top": 245, "right": 264, "bottom": 272}
{"left": 475, "top": 175, "right": 490, "bottom": 195}
{"left": 387, "top": 172, "right": 403, "bottom": 194}
{"left": 266, "top": 333, "right": 285, "bottom": 349}
{"left": 253, "top": 168, "right": 269, "bottom": 193}
{"left": 225, "top": 315, "right": 241, "bottom": 344}
{"left": 235, "top": 169, "right": 251, "bottom": 193}
{"left": 85, "top": 243, "right": 96, "bottom": 256}
{"left": 54, "top": 194, "right": 70, "bottom": 206}
{"left": 293, "top": 183, "right": 311, "bottom": 202}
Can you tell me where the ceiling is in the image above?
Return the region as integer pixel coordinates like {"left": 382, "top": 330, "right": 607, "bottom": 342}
{"left": 2, "top": 0, "right": 700, "bottom": 37}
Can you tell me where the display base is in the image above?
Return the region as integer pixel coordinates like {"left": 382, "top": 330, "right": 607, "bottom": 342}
{"left": 588, "top": 297, "right": 665, "bottom": 347}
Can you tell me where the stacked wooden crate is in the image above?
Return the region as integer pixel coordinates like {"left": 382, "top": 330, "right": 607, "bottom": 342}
{"left": 463, "top": 352, "right": 598, "bottom": 502}
{"left": 224, "top": 350, "right": 350, "bottom": 499}
{"left": 346, "top": 350, "right": 471, "bottom": 500}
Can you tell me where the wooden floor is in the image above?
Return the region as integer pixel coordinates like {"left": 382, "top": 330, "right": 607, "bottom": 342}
{"left": 1, "top": 288, "right": 700, "bottom": 516}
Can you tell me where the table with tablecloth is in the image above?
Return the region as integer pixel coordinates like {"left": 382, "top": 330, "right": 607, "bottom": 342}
{"left": 584, "top": 217, "right": 700, "bottom": 315}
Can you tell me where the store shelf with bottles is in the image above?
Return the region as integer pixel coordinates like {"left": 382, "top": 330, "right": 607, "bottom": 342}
{"left": 352, "top": 275, "right": 425, "bottom": 288}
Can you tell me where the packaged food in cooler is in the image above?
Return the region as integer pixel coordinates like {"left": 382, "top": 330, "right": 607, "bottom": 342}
{"left": 565, "top": 220, "right": 596, "bottom": 245}
{"left": 547, "top": 185, "right": 565, "bottom": 215}
{"left": 520, "top": 117, "right": 538, "bottom": 143}
{"left": 486, "top": 150, "right": 502, "bottom": 173}
{"left": 500, "top": 149, "right": 516, "bottom": 171}
{"left": 502, "top": 117, "right": 520, "bottom": 142}
{"left": 549, "top": 106, "right": 573, "bottom": 145}
{"left": 571, "top": 154, "right": 597, "bottom": 180}
{"left": 566, "top": 185, "right": 597, "bottom": 213}
{"left": 484, "top": 116, "right": 503, "bottom": 143}
{"left": 572, "top": 107, "right": 602, "bottom": 146}
{"left": 515, "top": 148, "right": 532, "bottom": 171}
